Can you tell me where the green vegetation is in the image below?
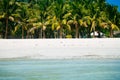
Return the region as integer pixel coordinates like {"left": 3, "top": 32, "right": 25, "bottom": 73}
{"left": 0, "top": 0, "right": 120, "bottom": 38}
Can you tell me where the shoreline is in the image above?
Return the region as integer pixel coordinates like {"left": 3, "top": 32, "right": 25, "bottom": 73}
{"left": 0, "top": 38, "right": 120, "bottom": 59}
{"left": 1, "top": 54, "right": 120, "bottom": 59}
{"left": 0, "top": 55, "right": 120, "bottom": 61}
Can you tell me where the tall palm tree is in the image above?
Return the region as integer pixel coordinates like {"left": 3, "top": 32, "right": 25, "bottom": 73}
{"left": 13, "top": 2, "right": 29, "bottom": 38}
{"left": 36, "top": 0, "right": 52, "bottom": 38}
{"left": 0, "top": 0, "right": 120, "bottom": 38}
{"left": 105, "top": 4, "right": 120, "bottom": 37}
{"left": 13, "top": 1, "right": 40, "bottom": 38}
{"left": 48, "top": 0, "right": 71, "bottom": 38}
{"left": 0, "top": 0, "right": 19, "bottom": 38}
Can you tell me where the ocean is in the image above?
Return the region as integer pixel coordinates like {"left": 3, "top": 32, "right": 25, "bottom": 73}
{"left": 0, "top": 59, "right": 120, "bottom": 80}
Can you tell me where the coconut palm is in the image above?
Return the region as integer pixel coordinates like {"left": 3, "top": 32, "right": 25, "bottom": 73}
{"left": 13, "top": 2, "right": 40, "bottom": 38}
{"left": 67, "top": 2, "right": 84, "bottom": 38}
{"left": 0, "top": 0, "right": 120, "bottom": 38}
{"left": 13, "top": 2, "right": 29, "bottom": 38}
{"left": 67, "top": 14, "right": 81, "bottom": 38}
{"left": 104, "top": 4, "right": 120, "bottom": 37}
{"left": 48, "top": 0, "right": 71, "bottom": 38}
{"left": 0, "top": 0, "right": 19, "bottom": 38}
{"left": 35, "top": 0, "right": 52, "bottom": 38}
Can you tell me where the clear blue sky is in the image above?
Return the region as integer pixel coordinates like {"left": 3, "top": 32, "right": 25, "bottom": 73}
{"left": 106, "top": 0, "right": 120, "bottom": 11}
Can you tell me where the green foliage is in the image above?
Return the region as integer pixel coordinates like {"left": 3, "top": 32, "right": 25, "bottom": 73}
{"left": 66, "top": 35, "right": 72, "bottom": 38}
{"left": 0, "top": 0, "right": 120, "bottom": 38}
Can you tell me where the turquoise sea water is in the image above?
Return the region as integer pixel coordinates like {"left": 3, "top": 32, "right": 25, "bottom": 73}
{"left": 0, "top": 59, "right": 120, "bottom": 80}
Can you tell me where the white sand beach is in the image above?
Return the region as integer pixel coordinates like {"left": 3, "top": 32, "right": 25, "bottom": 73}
{"left": 0, "top": 38, "right": 120, "bottom": 59}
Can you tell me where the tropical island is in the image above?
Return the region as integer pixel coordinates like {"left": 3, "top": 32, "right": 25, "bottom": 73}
{"left": 0, "top": 0, "right": 120, "bottom": 39}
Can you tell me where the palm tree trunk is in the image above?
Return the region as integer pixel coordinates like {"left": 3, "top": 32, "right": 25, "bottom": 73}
{"left": 54, "top": 30, "right": 57, "bottom": 38}
{"left": 22, "top": 26, "right": 24, "bottom": 39}
{"left": 39, "top": 28, "right": 43, "bottom": 38}
{"left": 93, "top": 31, "right": 95, "bottom": 38}
{"left": 110, "top": 27, "right": 113, "bottom": 38}
{"left": 59, "top": 26, "right": 63, "bottom": 38}
{"left": 75, "top": 23, "right": 79, "bottom": 38}
{"left": 5, "top": 17, "right": 8, "bottom": 39}
{"left": 43, "top": 30, "right": 46, "bottom": 38}
{"left": 87, "top": 28, "right": 91, "bottom": 38}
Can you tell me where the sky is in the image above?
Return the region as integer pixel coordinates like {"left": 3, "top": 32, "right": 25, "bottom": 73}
{"left": 106, "top": 0, "right": 120, "bottom": 11}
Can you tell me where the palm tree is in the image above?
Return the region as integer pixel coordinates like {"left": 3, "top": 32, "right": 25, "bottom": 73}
{"left": 36, "top": 0, "right": 52, "bottom": 38}
{"left": 105, "top": 4, "right": 120, "bottom": 37}
{"left": 13, "top": 2, "right": 29, "bottom": 38}
{"left": 0, "top": 0, "right": 120, "bottom": 38}
{"left": 67, "top": 2, "right": 83, "bottom": 38}
{"left": 83, "top": 0, "right": 107, "bottom": 38}
{"left": 13, "top": 1, "right": 40, "bottom": 38}
{"left": 48, "top": 0, "right": 71, "bottom": 38}
{"left": 0, "top": 0, "right": 19, "bottom": 38}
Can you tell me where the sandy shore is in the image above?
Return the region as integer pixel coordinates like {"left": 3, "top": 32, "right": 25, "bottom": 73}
{"left": 0, "top": 38, "right": 120, "bottom": 59}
